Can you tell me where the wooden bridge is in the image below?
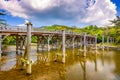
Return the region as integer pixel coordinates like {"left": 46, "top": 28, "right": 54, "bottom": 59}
{"left": 0, "top": 24, "right": 114, "bottom": 74}
{"left": 0, "top": 26, "right": 97, "bottom": 53}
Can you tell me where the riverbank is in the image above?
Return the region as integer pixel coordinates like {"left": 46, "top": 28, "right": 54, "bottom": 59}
{"left": 97, "top": 43, "right": 120, "bottom": 50}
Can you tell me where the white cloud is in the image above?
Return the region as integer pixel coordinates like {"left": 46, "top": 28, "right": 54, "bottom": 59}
{"left": 81, "top": 0, "right": 117, "bottom": 26}
{"left": 0, "top": 0, "right": 117, "bottom": 27}
{"left": 0, "top": 0, "right": 28, "bottom": 18}
{"left": 17, "top": 24, "right": 25, "bottom": 26}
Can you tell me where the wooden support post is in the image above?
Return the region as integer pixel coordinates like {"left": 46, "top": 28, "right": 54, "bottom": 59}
{"left": 25, "top": 21, "right": 32, "bottom": 74}
{"left": 51, "top": 38, "right": 54, "bottom": 49}
{"left": 102, "top": 35, "right": 104, "bottom": 51}
{"left": 47, "top": 36, "right": 50, "bottom": 51}
{"left": 80, "top": 37, "right": 82, "bottom": 48}
{"left": 41, "top": 37, "right": 44, "bottom": 51}
{"left": 16, "top": 35, "right": 19, "bottom": 55}
{"left": 37, "top": 36, "right": 40, "bottom": 52}
{"left": 72, "top": 36, "right": 75, "bottom": 49}
{"left": 110, "top": 37, "right": 112, "bottom": 46}
{"left": 95, "top": 35, "right": 97, "bottom": 52}
{"left": 113, "top": 37, "right": 114, "bottom": 44}
{"left": 77, "top": 38, "right": 79, "bottom": 47}
{"left": 56, "top": 39, "right": 59, "bottom": 48}
{"left": 20, "top": 36, "right": 23, "bottom": 54}
{"left": 89, "top": 38, "right": 92, "bottom": 45}
{"left": 0, "top": 34, "right": 2, "bottom": 59}
{"left": 62, "top": 30, "right": 65, "bottom": 63}
{"left": 83, "top": 33, "right": 86, "bottom": 57}
{"left": 107, "top": 36, "right": 109, "bottom": 49}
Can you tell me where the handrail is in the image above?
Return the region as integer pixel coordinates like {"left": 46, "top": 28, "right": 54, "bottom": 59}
{"left": 0, "top": 26, "right": 95, "bottom": 37}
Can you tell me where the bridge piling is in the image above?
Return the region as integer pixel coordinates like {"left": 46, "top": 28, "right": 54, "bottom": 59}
{"left": 110, "top": 37, "right": 113, "bottom": 46}
{"left": 41, "top": 36, "right": 45, "bottom": 51}
{"left": 107, "top": 36, "right": 109, "bottom": 50}
{"left": 62, "top": 30, "right": 65, "bottom": 63}
{"left": 16, "top": 35, "right": 19, "bottom": 55}
{"left": 37, "top": 36, "right": 40, "bottom": 52}
{"left": 25, "top": 21, "right": 32, "bottom": 74}
{"left": 113, "top": 37, "right": 114, "bottom": 44}
{"left": 72, "top": 36, "right": 75, "bottom": 49}
{"left": 56, "top": 36, "right": 59, "bottom": 49}
{"left": 95, "top": 35, "right": 97, "bottom": 53}
{"left": 0, "top": 34, "right": 2, "bottom": 59}
{"left": 79, "top": 36, "right": 83, "bottom": 49}
{"left": 83, "top": 33, "right": 86, "bottom": 57}
{"left": 102, "top": 35, "right": 104, "bottom": 51}
{"left": 47, "top": 35, "right": 50, "bottom": 51}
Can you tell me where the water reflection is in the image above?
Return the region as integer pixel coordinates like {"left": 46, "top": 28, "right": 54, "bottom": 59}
{"left": 79, "top": 57, "right": 87, "bottom": 80}
{"left": 0, "top": 46, "right": 120, "bottom": 80}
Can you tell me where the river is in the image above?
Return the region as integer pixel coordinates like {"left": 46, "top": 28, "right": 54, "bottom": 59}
{"left": 0, "top": 46, "right": 120, "bottom": 80}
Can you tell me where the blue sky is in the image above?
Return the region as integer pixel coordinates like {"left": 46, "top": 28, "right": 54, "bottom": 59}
{"left": 111, "top": 0, "right": 120, "bottom": 16}
{"left": 0, "top": 0, "right": 120, "bottom": 27}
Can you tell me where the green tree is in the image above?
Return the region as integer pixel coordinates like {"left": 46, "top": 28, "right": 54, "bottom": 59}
{"left": 110, "top": 16, "right": 120, "bottom": 44}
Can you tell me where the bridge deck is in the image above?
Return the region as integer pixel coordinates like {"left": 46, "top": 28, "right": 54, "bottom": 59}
{"left": 0, "top": 30, "right": 94, "bottom": 38}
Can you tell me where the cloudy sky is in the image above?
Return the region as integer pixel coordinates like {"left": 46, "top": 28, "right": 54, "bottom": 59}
{"left": 0, "top": 0, "right": 120, "bottom": 27}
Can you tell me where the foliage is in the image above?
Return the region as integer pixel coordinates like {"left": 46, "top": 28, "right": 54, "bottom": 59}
{"left": 34, "top": 24, "right": 119, "bottom": 44}
{"left": 3, "top": 36, "right": 16, "bottom": 45}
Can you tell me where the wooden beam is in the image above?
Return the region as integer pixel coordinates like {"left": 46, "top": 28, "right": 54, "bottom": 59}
{"left": 62, "top": 30, "right": 65, "bottom": 63}
{"left": 26, "top": 22, "right": 32, "bottom": 74}
{"left": 0, "top": 34, "right": 2, "bottom": 60}
{"left": 102, "top": 35, "right": 104, "bottom": 51}
{"left": 84, "top": 33, "right": 86, "bottom": 57}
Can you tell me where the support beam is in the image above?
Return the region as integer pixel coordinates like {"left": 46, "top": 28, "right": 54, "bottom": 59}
{"left": 89, "top": 38, "right": 92, "bottom": 45}
{"left": 20, "top": 36, "right": 24, "bottom": 54}
{"left": 16, "top": 35, "right": 19, "bottom": 55}
{"left": 102, "top": 35, "right": 104, "bottom": 51}
{"left": 62, "top": 30, "right": 65, "bottom": 63}
{"left": 80, "top": 37, "right": 83, "bottom": 49}
{"left": 25, "top": 21, "right": 32, "bottom": 74}
{"left": 95, "top": 35, "right": 97, "bottom": 52}
{"left": 47, "top": 35, "right": 50, "bottom": 51}
{"left": 0, "top": 34, "right": 2, "bottom": 59}
{"left": 72, "top": 36, "right": 75, "bottom": 49}
{"left": 107, "top": 36, "right": 109, "bottom": 49}
{"left": 56, "top": 36, "right": 59, "bottom": 49}
{"left": 83, "top": 33, "right": 86, "bottom": 57}
{"left": 110, "top": 37, "right": 112, "bottom": 46}
{"left": 41, "top": 36, "right": 45, "bottom": 51}
{"left": 37, "top": 36, "right": 40, "bottom": 52}
{"left": 113, "top": 37, "right": 114, "bottom": 44}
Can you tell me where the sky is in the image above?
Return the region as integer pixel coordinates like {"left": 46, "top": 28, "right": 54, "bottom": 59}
{"left": 0, "top": 0, "right": 120, "bottom": 27}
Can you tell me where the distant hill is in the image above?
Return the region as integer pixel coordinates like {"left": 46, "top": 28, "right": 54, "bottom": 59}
{"left": 34, "top": 25, "right": 83, "bottom": 33}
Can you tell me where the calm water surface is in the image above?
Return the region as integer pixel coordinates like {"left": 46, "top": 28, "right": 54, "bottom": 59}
{"left": 0, "top": 46, "right": 120, "bottom": 80}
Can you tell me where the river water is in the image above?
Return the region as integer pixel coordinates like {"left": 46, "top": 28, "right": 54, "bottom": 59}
{"left": 0, "top": 46, "right": 120, "bottom": 80}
